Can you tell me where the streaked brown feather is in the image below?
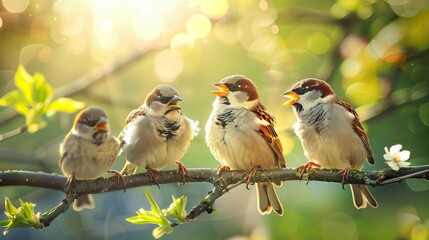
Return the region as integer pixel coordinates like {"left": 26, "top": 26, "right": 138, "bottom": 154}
{"left": 252, "top": 104, "right": 286, "bottom": 168}
{"left": 336, "top": 99, "right": 374, "bottom": 164}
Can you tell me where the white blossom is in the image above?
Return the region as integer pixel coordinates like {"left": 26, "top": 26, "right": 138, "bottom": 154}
{"left": 383, "top": 144, "right": 411, "bottom": 171}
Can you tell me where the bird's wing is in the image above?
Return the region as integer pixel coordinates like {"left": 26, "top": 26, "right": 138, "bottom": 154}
{"left": 337, "top": 99, "right": 374, "bottom": 164}
{"left": 252, "top": 104, "right": 286, "bottom": 168}
{"left": 118, "top": 107, "right": 147, "bottom": 148}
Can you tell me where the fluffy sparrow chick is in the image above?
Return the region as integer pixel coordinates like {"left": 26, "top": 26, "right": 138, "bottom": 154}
{"left": 283, "top": 78, "right": 377, "bottom": 209}
{"left": 205, "top": 75, "right": 286, "bottom": 215}
{"left": 119, "top": 85, "right": 199, "bottom": 185}
{"left": 59, "top": 107, "right": 121, "bottom": 211}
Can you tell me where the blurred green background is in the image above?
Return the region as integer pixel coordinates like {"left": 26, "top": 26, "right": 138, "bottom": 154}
{"left": 1, "top": 0, "right": 429, "bottom": 239}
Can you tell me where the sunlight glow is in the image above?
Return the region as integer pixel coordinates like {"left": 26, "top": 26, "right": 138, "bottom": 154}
{"left": 155, "top": 49, "right": 184, "bottom": 82}
{"left": 187, "top": 14, "right": 212, "bottom": 39}
{"left": 2, "top": 0, "right": 30, "bottom": 13}
{"left": 201, "top": 0, "right": 228, "bottom": 19}
{"left": 171, "top": 33, "right": 195, "bottom": 55}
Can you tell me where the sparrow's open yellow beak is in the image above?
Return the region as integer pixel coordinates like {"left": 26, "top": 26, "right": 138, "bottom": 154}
{"left": 282, "top": 90, "right": 300, "bottom": 106}
{"left": 167, "top": 95, "right": 182, "bottom": 110}
{"left": 94, "top": 118, "right": 108, "bottom": 131}
{"left": 212, "top": 83, "right": 229, "bottom": 97}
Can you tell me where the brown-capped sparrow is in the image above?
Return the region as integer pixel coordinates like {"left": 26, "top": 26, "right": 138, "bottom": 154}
{"left": 59, "top": 107, "right": 122, "bottom": 211}
{"left": 205, "top": 75, "right": 286, "bottom": 215}
{"left": 119, "top": 85, "right": 199, "bottom": 186}
{"left": 282, "top": 78, "right": 377, "bottom": 209}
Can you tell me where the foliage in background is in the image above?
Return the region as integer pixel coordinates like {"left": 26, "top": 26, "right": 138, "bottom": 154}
{"left": 0, "top": 65, "right": 85, "bottom": 137}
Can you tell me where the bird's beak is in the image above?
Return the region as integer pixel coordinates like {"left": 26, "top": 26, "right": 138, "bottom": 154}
{"left": 167, "top": 95, "right": 182, "bottom": 110}
{"left": 212, "top": 83, "right": 229, "bottom": 97}
{"left": 94, "top": 117, "right": 109, "bottom": 131}
{"left": 282, "top": 90, "right": 300, "bottom": 106}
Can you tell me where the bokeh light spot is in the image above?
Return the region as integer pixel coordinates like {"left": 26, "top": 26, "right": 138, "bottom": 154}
{"left": 201, "top": 0, "right": 228, "bottom": 19}
{"left": 340, "top": 35, "right": 367, "bottom": 58}
{"left": 346, "top": 82, "right": 378, "bottom": 105}
{"left": 38, "top": 47, "right": 53, "bottom": 63}
{"left": 306, "top": 32, "right": 331, "bottom": 54}
{"left": 338, "top": 0, "right": 360, "bottom": 12}
{"left": 331, "top": 3, "right": 349, "bottom": 19}
{"left": 155, "top": 49, "right": 184, "bottom": 82}
{"left": 19, "top": 44, "right": 50, "bottom": 65}
{"left": 186, "top": 14, "right": 211, "bottom": 39}
{"left": 0, "top": 17, "right": 3, "bottom": 29}
{"left": 271, "top": 24, "right": 279, "bottom": 34}
{"left": 357, "top": 4, "right": 373, "bottom": 19}
{"left": 259, "top": 0, "right": 268, "bottom": 11}
{"left": 340, "top": 58, "right": 363, "bottom": 78}
{"left": 171, "top": 33, "right": 195, "bottom": 56}
{"left": 2, "top": 0, "right": 30, "bottom": 13}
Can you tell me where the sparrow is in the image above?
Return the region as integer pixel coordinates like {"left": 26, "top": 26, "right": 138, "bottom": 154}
{"left": 118, "top": 85, "right": 199, "bottom": 186}
{"left": 59, "top": 107, "right": 122, "bottom": 211}
{"left": 282, "top": 78, "right": 378, "bottom": 209}
{"left": 205, "top": 75, "right": 286, "bottom": 215}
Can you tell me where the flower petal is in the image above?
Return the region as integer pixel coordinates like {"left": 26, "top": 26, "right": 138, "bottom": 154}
{"left": 398, "top": 151, "right": 410, "bottom": 161}
{"left": 390, "top": 144, "right": 402, "bottom": 153}
{"left": 386, "top": 161, "right": 399, "bottom": 171}
{"left": 383, "top": 154, "right": 392, "bottom": 161}
{"left": 384, "top": 147, "right": 389, "bottom": 154}
{"left": 398, "top": 162, "right": 411, "bottom": 168}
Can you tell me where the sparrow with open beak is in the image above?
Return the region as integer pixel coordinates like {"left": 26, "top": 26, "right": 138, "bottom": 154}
{"left": 59, "top": 107, "right": 122, "bottom": 211}
{"left": 282, "top": 78, "right": 377, "bottom": 209}
{"left": 119, "top": 85, "right": 199, "bottom": 186}
{"left": 205, "top": 75, "right": 286, "bottom": 215}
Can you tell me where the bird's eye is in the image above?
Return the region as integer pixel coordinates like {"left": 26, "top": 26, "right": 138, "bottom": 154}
{"left": 158, "top": 96, "right": 170, "bottom": 104}
{"left": 301, "top": 85, "right": 310, "bottom": 92}
{"left": 86, "top": 119, "right": 98, "bottom": 127}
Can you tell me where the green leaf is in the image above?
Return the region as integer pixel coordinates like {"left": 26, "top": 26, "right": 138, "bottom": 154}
{"left": 14, "top": 65, "right": 34, "bottom": 104}
{"left": 1, "top": 197, "right": 41, "bottom": 235}
{"left": 46, "top": 98, "right": 85, "bottom": 116}
{"left": 126, "top": 189, "right": 175, "bottom": 238}
{"left": 162, "top": 196, "right": 187, "bottom": 222}
{"left": 126, "top": 209, "right": 162, "bottom": 225}
{"left": 0, "top": 91, "right": 27, "bottom": 107}
{"left": 144, "top": 188, "right": 163, "bottom": 217}
{"left": 23, "top": 104, "right": 46, "bottom": 133}
{"left": 153, "top": 224, "right": 173, "bottom": 239}
{"left": 0, "top": 220, "right": 9, "bottom": 227}
{"left": 33, "top": 73, "right": 53, "bottom": 103}
{"left": 14, "top": 104, "right": 29, "bottom": 116}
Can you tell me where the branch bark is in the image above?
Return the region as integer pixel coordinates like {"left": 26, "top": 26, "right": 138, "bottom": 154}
{"left": 1, "top": 165, "right": 429, "bottom": 229}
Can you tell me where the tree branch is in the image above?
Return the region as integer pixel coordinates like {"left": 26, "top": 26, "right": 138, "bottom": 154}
{"left": 1, "top": 165, "right": 429, "bottom": 229}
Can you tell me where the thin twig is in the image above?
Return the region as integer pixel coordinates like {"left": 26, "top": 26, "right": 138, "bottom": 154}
{"left": 0, "top": 125, "right": 27, "bottom": 141}
{"left": 39, "top": 194, "right": 74, "bottom": 228}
